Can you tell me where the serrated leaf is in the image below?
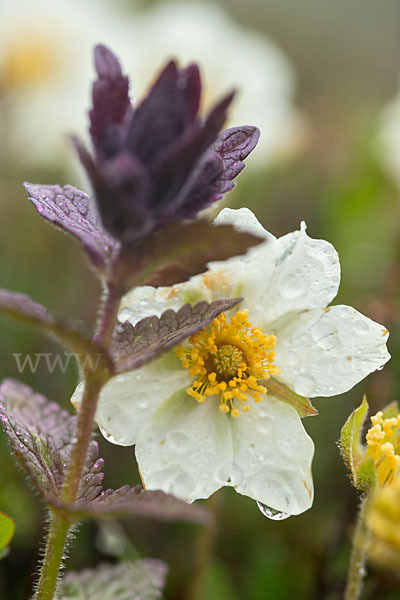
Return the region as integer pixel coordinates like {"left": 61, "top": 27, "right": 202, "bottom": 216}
{"left": 25, "top": 183, "right": 119, "bottom": 275}
{"left": 60, "top": 485, "right": 208, "bottom": 524}
{"left": 111, "top": 298, "right": 241, "bottom": 373}
{"left": 116, "top": 220, "right": 264, "bottom": 289}
{"left": 0, "top": 380, "right": 101, "bottom": 504}
{"left": 172, "top": 126, "right": 260, "bottom": 219}
{"left": 0, "top": 511, "right": 15, "bottom": 551}
{"left": 58, "top": 560, "right": 167, "bottom": 600}
{"left": 265, "top": 378, "right": 318, "bottom": 418}
{"left": 0, "top": 380, "right": 207, "bottom": 524}
{"left": 356, "top": 457, "right": 377, "bottom": 493}
{"left": 340, "top": 396, "right": 369, "bottom": 480}
{"left": 213, "top": 126, "right": 260, "bottom": 192}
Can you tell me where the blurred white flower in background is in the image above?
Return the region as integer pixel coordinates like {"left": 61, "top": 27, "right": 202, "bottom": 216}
{"left": 0, "top": 0, "right": 133, "bottom": 168}
{"left": 378, "top": 80, "right": 400, "bottom": 186}
{"left": 126, "top": 2, "right": 306, "bottom": 168}
{"left": 0, "top": 0, "right": 305, "bottom": 172}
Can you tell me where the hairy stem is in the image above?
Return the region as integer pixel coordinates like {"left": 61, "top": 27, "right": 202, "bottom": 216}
{"left": 35, "top": 512, "right": 70, "bottom": 600}
{"left": 93, "top": 283, "right": 122, "bottom": 347}
{"left": 186, "top": 490, "right": 223, "bottom": 600}
{"left": 60, "top": 377, "right": 104, "bottom": 503}
{"left": 344, "top": 496, "right": 370, "bottom": 600}
{"left": 35, "top": 285, "right": 122, "bottom": 599}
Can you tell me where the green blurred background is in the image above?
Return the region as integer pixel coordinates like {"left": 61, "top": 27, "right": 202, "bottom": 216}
{"left": 1, "top": 0, "right": 400, "bottom": 598}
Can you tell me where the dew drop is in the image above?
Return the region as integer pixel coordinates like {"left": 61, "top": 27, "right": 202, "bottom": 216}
{"left": 354, "top": 320, "right": 369, "bottom": 335}
{"left": 280, "top": 275, "right": 304, "bottom": 300}
{"left": 257, "top": 501, "right": 291, "bottom": 520}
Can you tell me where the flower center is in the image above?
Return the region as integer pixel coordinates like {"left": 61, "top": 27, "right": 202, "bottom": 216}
{"left": 366, "top": 411, "right": 400, "bottom": 486}
{"left": 210, "top": 344, "right": 245, "bottom": 380}
{"left": 175, "top": 310, "right": 280, "bottom": 417}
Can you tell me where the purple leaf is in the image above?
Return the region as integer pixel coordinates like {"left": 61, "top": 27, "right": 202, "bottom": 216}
{"left": 213, "top": 125, "right": 260, "bottom": 189}
{"left": 127, "top": 61, "right": 201, "bottom": 165}
{"left": 0, "top": 288, "right": 101, "bottom": 362}
{"left": 90, "top": 44, "right": 132, "bottom": 159}
{"left": 0, "top": 381, "right": 208, "bottom": 524}
{"left": 90, "top": 152, "right": 152, "bottom": 245}
{"left": 0, "top": 380, "right": 100, "bottom": 503}
{"left": 75, "top": 46, "right": 255, "bottom": 246}
{"left": 173, "top": 126, "right": 260, "bottom": 219}
{"left": 110, "top": 299, "right": 241, "bottom": 373}
{"left": 24, "top": 183, "right": 119, "bottom": 274}
{"left": 116, "top": 219, "right": 264, "bottom": 290}
{"left": 150, "top": 92, "right": 234, "bottom": 218}
{"left": 0, "top": 289, "right": 54, "bottom": 327}
{"left": 64, "top": 485, "right": 208, "bottom": 524}
{"left": 59, "top": 560, "right": 167, "bottom": 600}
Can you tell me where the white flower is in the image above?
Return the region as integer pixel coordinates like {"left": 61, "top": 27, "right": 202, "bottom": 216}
{"left": 0, "top": 0, "right": 133, "bottom": 168}
{"left": 72, "top": 209, "right": 390, "bottom": 516}
{"left": 125, "top": 2, "right": 306, "bottom": 168}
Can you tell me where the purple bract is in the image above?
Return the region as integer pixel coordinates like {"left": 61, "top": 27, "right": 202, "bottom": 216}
{"left": 73, "top": 44, "right": 260, "bottom": 244}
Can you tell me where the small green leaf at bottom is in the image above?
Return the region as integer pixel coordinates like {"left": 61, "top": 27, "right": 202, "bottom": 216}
{"left": 340, "top": 396, "right": 369, "bottom": 481}
{"left": 0, "top": 511, "right": 15, "bottom": 552}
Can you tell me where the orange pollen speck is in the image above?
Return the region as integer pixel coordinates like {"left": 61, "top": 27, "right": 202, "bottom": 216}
{"left": 175, "top": 310, "right": 280, "bottom": 417}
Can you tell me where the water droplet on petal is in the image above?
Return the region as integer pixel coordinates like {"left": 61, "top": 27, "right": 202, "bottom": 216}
{"left": 280, "top": 274, "right": 305, "bottom": 300}
{"left": 257, "top": 501, "right": 291, "bottom": 520}
{"left": 354, "top": 320, "right": 369, "bottom": 335}
{"left": 295, "top": 375, "right": 316, "bottom": 396}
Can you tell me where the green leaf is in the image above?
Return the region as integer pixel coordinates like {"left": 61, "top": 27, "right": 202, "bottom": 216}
{"left": 115, "top": 220, "right": 264, "bottom": 289}
{"left": 265, "top": 378, "right": 318, "bottom": 418}
{"left": 58, "top": 559, "right": 167, "bottom": 600}
{"left": 0, "top": 511, "right": 15, "bottom": 551}
{"left": 356, "top": 457, "right": 377, "bottom": 493}
{"left": 381, "top": 401, "right": 400, "bottom": 420}
{"left": 339, "top": 395, "right": 369, "bottom": 481}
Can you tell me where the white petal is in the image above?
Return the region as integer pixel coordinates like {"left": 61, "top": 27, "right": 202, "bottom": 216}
{"left": 235, "top": 224, "right": 341, "bottom": 327}
{"left": 213, "top": 207, "right": 275, "bottom": 241}
{"left": 229, "top": 397, "right": 314, "bottom": 515}
{"left": 275, "top": 305, "right": 390, "bottom": 397}
{"left": 119, "top": 208, "right": 275, "bottom": 325}
{"left": 120, "top": 212, "right": 340, "bottom": 333}
{"left": 136, "top": 396, "right": 233, "bottom": 502}
{"left": 119, "top": 285, "right": 187, "bottom": 324}
{"left": 71, "top": 353, "right": 190, "bottom": 446}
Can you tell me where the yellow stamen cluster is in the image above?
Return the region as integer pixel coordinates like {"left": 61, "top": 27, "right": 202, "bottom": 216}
{"left": 366, "top": 411, "right": 400, "bottom": 486}
{"left": 175, "top": 310, "right": 280, "bottom": 417}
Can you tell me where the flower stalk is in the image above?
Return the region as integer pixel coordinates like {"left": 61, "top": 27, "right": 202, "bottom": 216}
{"left": 35, "top": 513, "right": 71, "bottom": 600}
{"left": 186, "top": 490, "right": 223, "bottom": 600}
{"left": 34, "top": 285, "right": 121, "bottom": 599}
{"left": 344, "top": 496, "right": 370, "bottom": 600}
